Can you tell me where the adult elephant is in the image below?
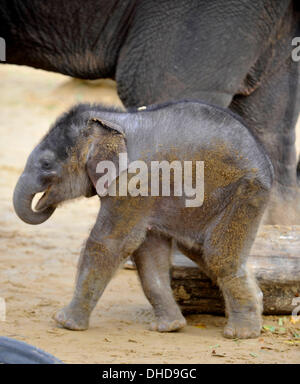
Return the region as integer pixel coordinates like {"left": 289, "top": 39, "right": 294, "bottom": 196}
{"left": 1, "top": 0, "right": 299, "bottom": 223}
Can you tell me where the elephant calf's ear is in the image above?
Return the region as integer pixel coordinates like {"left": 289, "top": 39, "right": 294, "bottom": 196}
{"left": 86, "top": 118, "right": 127, "bottom": 196}
{"left": 88, "top": 117, "right": 124, "bottom": 136}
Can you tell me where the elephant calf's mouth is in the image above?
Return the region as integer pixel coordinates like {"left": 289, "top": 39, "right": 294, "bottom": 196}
{"left": 34, "top": 187, "right": 52, "bottom": 212}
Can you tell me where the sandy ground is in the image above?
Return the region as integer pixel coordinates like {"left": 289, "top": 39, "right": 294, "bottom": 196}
{"left": 0, "top": 65, "right": 299, "bottom": 364}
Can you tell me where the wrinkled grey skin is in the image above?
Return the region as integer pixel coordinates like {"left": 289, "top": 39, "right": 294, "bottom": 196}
{"left": 2, "top": 0, "right": 299, "bottom": 224}
{"left": 13, "top": 101, "right": 273, "bottom": 338}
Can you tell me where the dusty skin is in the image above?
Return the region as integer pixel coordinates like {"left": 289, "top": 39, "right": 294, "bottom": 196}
{"left": 0, "top": 65, "right": 299, "bottom": 364}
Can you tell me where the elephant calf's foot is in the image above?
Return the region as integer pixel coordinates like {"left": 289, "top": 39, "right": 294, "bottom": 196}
{"left": 224, "top": 313, "right": 261, "bottom": 339}
{"left": 53, "top": 305, "right": 89, "bottom": 331}
{"left": 150, "top": 313, "right": 186, "bottom": 332}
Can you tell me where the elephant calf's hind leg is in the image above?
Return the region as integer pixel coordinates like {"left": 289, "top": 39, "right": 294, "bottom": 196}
{"left": 134, "top": 233, "right": 186, "bottom": 332}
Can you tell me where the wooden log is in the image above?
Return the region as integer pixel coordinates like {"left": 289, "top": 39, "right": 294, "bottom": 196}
{"left": 171, "top": 225, "right": 300, "bottom": 315}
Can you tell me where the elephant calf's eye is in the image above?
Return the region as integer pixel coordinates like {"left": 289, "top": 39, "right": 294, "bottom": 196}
{"left": 41, "top": 160, "right": 52, "bottom": 170}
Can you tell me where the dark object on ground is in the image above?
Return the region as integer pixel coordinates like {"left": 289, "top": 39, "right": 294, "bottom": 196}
{"left": 172, "top": 225, "right": 300, "bottom": 315}
{"left": 0, "top": 337, "right": 63, "bottom": 364}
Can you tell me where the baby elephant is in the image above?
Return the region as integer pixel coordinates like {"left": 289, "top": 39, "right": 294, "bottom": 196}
{"left": 13, "top": 101, "right": 273, "bottom": 339}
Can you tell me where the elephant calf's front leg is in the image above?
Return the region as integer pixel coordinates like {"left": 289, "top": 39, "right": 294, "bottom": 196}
{"left": 54, "top": 238, "right": 121, "bottom": 330}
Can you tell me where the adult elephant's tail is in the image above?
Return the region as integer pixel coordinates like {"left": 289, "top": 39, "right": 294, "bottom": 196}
{"left": 297, "top": 156, "right": 300, "bottom": 185}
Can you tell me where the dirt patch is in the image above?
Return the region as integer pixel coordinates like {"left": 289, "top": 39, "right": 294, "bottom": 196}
{"left": 0, "top": 65, "right": 299, "bottom": 363}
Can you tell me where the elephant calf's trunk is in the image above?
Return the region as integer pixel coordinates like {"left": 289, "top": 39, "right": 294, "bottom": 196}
{"left": 13, "top": 174, "right": 55, "bottom": 225}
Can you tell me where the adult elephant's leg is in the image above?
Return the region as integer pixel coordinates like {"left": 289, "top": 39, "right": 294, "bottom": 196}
{"left": 230, "top": 57, "right": 299, "bottom": 224}
{"left": 133, "top": 232, "right": 186, "bottom": 332}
